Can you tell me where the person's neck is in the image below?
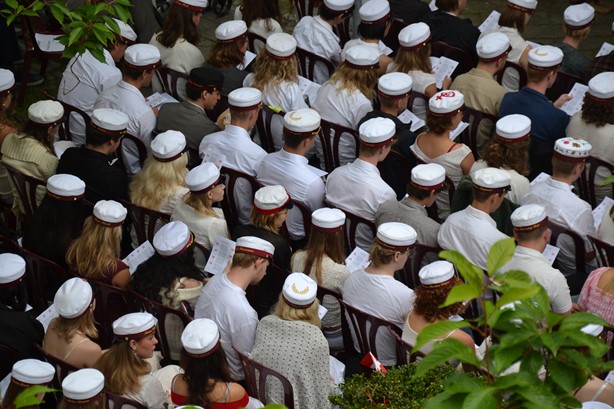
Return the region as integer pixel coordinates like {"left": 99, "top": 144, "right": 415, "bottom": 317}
{"left": 358, "top": 154, "right": 379, "bottom": 166}
{"left": 283, "top": 145, "right": 306, "bottom": 157}
{"left": 471, "top": 200, "right": 495, "bottom": 215}
{"left": 228, "top": 121, "right": 250, "bottom": 132}
{"left": 444, "top": 9, "right": 460, "bottom": 17}
{"left": 409, "top": 195, "right": 429, "bottom": 207}
{"left": 562, "top": 36, "right": 580, "bottom": 49}
{"left": 365, "top": 263, "right": 397, "bottom": 277}
{"left": 361, "top": 38, "right": 379, "bottom": 44}
{"left": 85, "top": 144, "right": 111, "bottom": 155}
{"left": 379, "top": 104, "right": 398, "bottom": 117}
{"left": 123, "top": 76, "right": 142, "bottom": 90}
{"left": 551, "top": 172, "right": 575, "bottom": 186}
{"left": 187, "top": 98, "right": 205, "bottom": 110}
{"left": 518, "top": 240, "right": 546, "bottom": 254}
{"left": 476, "top": 62, "right": 499, "bottom": 76}
{"left": 226, "top": 267, "right": 253, "bottom": 291}
{"left": 526, "top": 80, "right": 548, "bottom": 95}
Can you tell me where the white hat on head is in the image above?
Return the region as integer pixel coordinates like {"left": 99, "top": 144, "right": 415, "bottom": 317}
{"left": 0, "top": 68, "right": 15, "bottom": 93}
{"left": 175, "top": 0, "right": 208, "bottom": 11}
{"left": 473, "top": 168, "right": 511, "bottom": 192}
{"left": 215, "top": 20, "right": 248, "bottom": 42}
{"left": 378, "top": 72, "right": 413, "bottom": 98}
{"left": 511, "top": 204, "right": 547, "bottom": 231}
{"left": 419, "top": 260, "right": 455, "bottom": 285}
{"left": 124, "top": 44, "right": 161, "bottom": 70}
{"left": 11, "top": 359, "right": 55, "bottom": 385}
{"left": 477, "top": 32, "right": 511, "bottom": 61}
{"left": 359, "top": 117, "right": 396, "bottom": 147}
{"left": 93, "top": 200, "right": 127, "bottom": 227}
{"left": 495, "top": 114, "right": 531, "bottom": 143}
{"left": 266, "top": 33, "right": 297, "bottom": 59}
{"left": 109, "top": 18, "right": 137, "bottom": 42}
{"left": 282, "top": 272, "right": 317, "bottom": 308}
{"left": 411, "top": 163, "right": 446, "bottom": 190}
{"left": 181, "top": 318, "right": 220, "bottom": 356}
{"left": 46, "top": 174, "right": 85, "bottom": 200}
{"left": 253, "top": 185, "right": 292, "bottom": 214}
{"left": 91, "top": 108, "right": 128, "bottom": 135}
{"left": 151, "top": 130, "right": 187, "bottom": 161}
{"left": 153, "top": 221, "right": 193, "bottom": 257}
{"left": 311, "top": 208, "right": 345, "bottom": 231}
{"left": 528, "top": 46, "right": 563, "bottom": 69}
{"left": 428, "top": 91, "right": 464, "bottom": 116}
{"left": 376, "top": 222, "right": 417, "bottom": 251}
{"left": 284, "top": 109, "right": 321, "bottom": 136}
{"left": 554, "top": 137, "right": 591, "bottom": 162}
{"left": 507, "top": 0, "right": 537, "bottom": 12}
{"left": 564, "top": 3, "right": 595, "bottom": 28}
{"left": 186, "top": 162, "right": 221, "bottom": 193}
{"left": 359, "top": 0, "right": 390, "bottom": 24}
{"left": 62, "top": 369, "right": 105, "bottom": 403}
{"left": 228, "top": 87, "right": 262, "bottom": 111}
{"left": 54, "top": 278, "right": 93, "bottom": 319}
{"left": 0, "top": 253, "right": 25, "bottom": 287}
{"left": 323, "top": 0, "right": 354, "bottom": 12}
{"left": 113, "top": 312, "right": 158, "bottom": 340}
{"left": 28, "top": 100, "right": 63, "bottom": 125}
{"left": 344, "top": 45, "right": 379, "bottom": 70}
{"left": 588, "top": 72, "right": 614, "bottom": 102}
{"left": 398, "top": 22, "right": 430, "bottom": 49}
{"left": 235, "top": 236, "right": 275, "bottom": 259}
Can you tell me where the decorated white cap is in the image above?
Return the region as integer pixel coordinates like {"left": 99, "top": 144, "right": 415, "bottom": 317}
{"left": 186, "top": 162, "right": 221, "bottom": 193}
{"left": 511, "top": 204, "right": 548, "bottom": 232}
{"left": 92, "top": 200, "right": 127, "bottom": 227}
{"left": 554, "top": 137, "right": 591, "bottom": 162}
{"left": 376, "top": 222, "right": 417, "bottom": 251}
{"left": 283, "top": 108, "right": 321, "bottom": 137}
{"left": 175, "top": 0, "right": 208, "bottom": 11}
{"left": 266, "top": 33, "right": 297, "bottom": 59}
{"left": 0, "top": 253, "right": 25, "bottom": 287}
{"left": 359, "top": 0, "right": 390, "bottom": 24}
{"left": 253, "top": 185, "right": 292, "bottom": 214}
{"left": 495, "top": 114, "right": 531, "bottom": 143}
{"left": 528, "top": 46, "right": 563, "bottom": 70}
{"left": 564, "top": 3, "right": 595, "bottom": 28}
{"left": 110, "top": 18, "right": 137, "bottom": 43}
{"left": 113, "top": 312, "right": 158, "bottom": 340}
{"left": 153, "top": 221, "right": 194, "bottom": 257}
{"left": 62, "top": 369, "right": 105, "bottom": 403}
{"left": 11, "top": 359, "right": 55, "bottom": 385}
{"left": 358, "top": 117, "right": 396, "bottom": 147}
{"left": 235, "top": 236, "right": 275, "bottom": 259}
{"left": 312, "top": 208, "right": 345, "bottom": 232}
{"left": 282, "top": 272, "right": 317, "bottom": 308}
{"left": 28, "top": 100, "right": 63, "bottom": 125}
{"left": 54, "top": 278, "right": 93, "bottom": 319}
{"left": 472, "top": 167, "right": 511, "bottom": 192}
{"left": 398, "top": 22, "right": 431, "bottom": 50}
{"left": 344, "top": 45, "right": 379, "bottom": 70}
{"left": 507, "top": 0, "right": 537, "bottom": 13}
{"left": 0, "top": 68, "right": 15, "bottom": 94}
{"left": 151, "top": 130, "right": 187, "bottom": 162}
{"left": 46, "top": 174, "right": 85, "bottom": 200}
{"left": 91, "top": 108, "right": 128, "bottom": 136}
{"left": 411, "top": 163, "right": 446, "bottom": 190}
{"left": 124, "top": 44, "right": 161, "bottom": 70}
{"left": 181, "top": 318, "right": 220, "bottom": 357}
{"left": 215, "top": 20, "right": 248, "bottom": 42}
{"left": 378, "top": 72, "right": 413, "bottom": 99}
{"left": 228, "top": 87, "right": 262, "bottom": 111}
{"left": 588, "top": 72, "right": 614, "bottom": 102}
{"left": 428, "top": 91, "right": 465, "bottom": 116}
{"left": 323, "top": 0, "right": 355, "bottom": 12}
{"left": 477, "top": 32, "right": 511, "bottom": 61}
{"left": 419, "top": 260, "right": 455, "bottom": 285}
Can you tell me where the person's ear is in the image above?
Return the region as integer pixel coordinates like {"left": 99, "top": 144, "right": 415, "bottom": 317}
{"left": 129, "top": 339, "right": 137, "bottom": 351}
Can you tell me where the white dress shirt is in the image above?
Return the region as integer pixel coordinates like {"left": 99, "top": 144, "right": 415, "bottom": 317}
{"left": 293, "top": 15, "right": 341, "bottom": 84}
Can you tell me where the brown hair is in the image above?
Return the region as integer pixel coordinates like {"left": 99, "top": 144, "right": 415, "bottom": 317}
{"left": 425, "top": 112, "right": 456, "bottom": 135}
{"left": 473, "top": 188, "right": 501, "bottom": 203}
{"left": 515, "top": 225, "right": 547, "bottom": 242}
{"left": 481, "top": 138, "right": 530, "bottom": 177}
{"left": 51, "top": 310, "right": 98, "bottom": 343}
{"left": 552, "top": 155, "right": 582, "bottom": 177}
{"left": 20, "top": 122, "right": 55, "bottom": 154}
{"left": 359, "top": 139, "right": 395, "bottom": 157}
{"left": 329, "top": 62, "right": 378, "bottom": 101}
{"left": 95, "top": 340, "right": 151, "bottom": 395}
{"left": 564, "top": 24, "right": 591, "bottom": 40}
{"left": 249, "top": 209, "right": 282, "bottom": 234}
{"left": 230, "top": 251, "right": 263, "bottom": 269}
{"left": 498, "top": 6, "right": 528, "bottom": 33}
{"left": 240, "top": 0, "right": 282, "bottom": 30}
{"left": 527, "top": 66, "right": 555, "bottom": 83}
{"left": 155, "top": 4, "right": 200, "bottom": 48}
{"left": 580, "top": 96, "right": 614, "bottom": 127}
{"left": 299, "top": 228, "right": 345, "bottom": 284}
{"left": 207, "top": 37, "right": 247, "bottom": 68}
{"left": 390, "top": 44, "right": 433, "bottom": 75}
{"left": 368, "top": 240, "right": 410, "bottom": 268}
{"left": 413, "top": 276, "right": 466, "bottom": 322}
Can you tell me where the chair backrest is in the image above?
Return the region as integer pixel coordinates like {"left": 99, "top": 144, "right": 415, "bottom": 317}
{"left": 430, "top": 41, "right": 475, "bottom": 78}
{"left": 316, "top": 285, "right": 355, "bottom": 354}
{"left": 460, "top": 106, "right": 497, "bottom": 160}
{"left": 377, "top": 150, "right": 413, "bottom": 192}
{"left": 588, "top": 235, "right": 614, "bottom": 267}
{"left": 400, "top": 243, "right": 442, "bottom": 289}
{"left": 382, "top": 18, "right": 407, "bottom": 54}
{"left": 495, "top": 60, "right": 527, "bottom": 89}
{"left": 407, "top": 90, "right": 429, "bottom": 119}
{"left": 292, "top": 0, "right": 317, "bottom": 19}
{"left": 155, "top": 66, "right": 188, "bottom": 100}
{"left": 548, "top": 219, "right": 586, "bottom": 274}
{"left": 33, "top": 343, "right": 78, "bottom": 402}
{"left": 116, "top": 134, "right": 148, "bottom": 173}
{"left": 3, "top": 164, "right": 46, "bottom": 222}
{"left": 295, "top": 46, "right": 336, "bottom": 84}
{"left": 233, "top": 346, "right": 295, "bottom": 409}
{"left": 247, "top": 31, "right": 267, "bottom": 54}
{"left": 388, "top": 326, "right": 425, "bottom": 365}
{"left": 318, "top": 118, "right": 360, "bottom": 173}
{"left": 545, "top": 70, "right": 583, "bottom": 103}
{"left": 105, "top": 392, "right": 148, "bottom": 409}
{"left": 121, "top": 200, "right": 171, "bottom": 246}
{"left": 292, "top": 199, "right": 313, "bottom": 244}
{"left": 256, "top": 105, "right": 285, "bottom": 154}
{"left": 44, "top": 91, "right": 92, "bottom": 142}
{"left": 580, "top": 156, "right": 614, "bottom": 208}
{"left": 333, "top": 18, "right": 351, "bottom": 48}
{"left": 219, "top": 166, "right": 262, "bottom": 232}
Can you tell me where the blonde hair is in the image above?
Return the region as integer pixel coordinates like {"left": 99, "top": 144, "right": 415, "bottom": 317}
{"left": 390, "top": 44, "right": 432, "bottom": 74}
{"left": 329, "top": 62, "right": 378, "bottom": 101}
{"left": 66, "top": 218, "right": 122, "bottom": 279}
{"left": 369, "top": 241, "right": 410, "bottom": 268}
{"left": 251, "top": 53, "right": 299, "bottom": 92}
{"left": 249, "top": 208, "right": 281, "bottom": 234}
{"left": 274, "top": 294, "right": 321, "bottom": 328}
{"left": 564, "top": 24, "right": 591, "bottom": 40}
{"left": 52, "top": 310, "right": 98, "bottom": 343}
{"left": 95, "top": 340, "right": 151, "bottom": 395}
{"left": 129, "top": 153, "right": 188, "bottom": 209}
{"left": 184, "top": 191, "right": 218, "bottom": 217}
{"left": 231, "top": 252, "right": 262, "bottom": 269}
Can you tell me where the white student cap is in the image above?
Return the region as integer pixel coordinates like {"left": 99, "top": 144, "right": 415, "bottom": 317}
{"left": 181, "top": 318, "right": 220, "bottom": 357}
{"left": 323, "top": 0, "right": 354, "bottom": 12}
{"left": 411, "top": 163, "right": 446, "bottom": 190}
{"left": 62, "top": 369, "right": 105, "bottom": 404}
{"left": 472, "top": 167, "right": 511, "bottom": 192}
{"left": 378, "top": 72, "right": 412, "bottom": 99}
{"left": 587, "top": 72, "right": 614, "bottom": 102}
{"left": 93, "top": 200, "right": 127, "bottom": 227}
{"left": 419, "top": 260, "right": 455, "bottom": 285}
{"left": 266, "top": 33, "right": 297, "bottom": 59}
{"left": 376, "top": 222, "right": 417, "bottom": 251}
{"left": 228, "top": 87, "right": 262, "bottom": 111}
{"left": 507, "top": 0, "right": 537, "bottom": 13}
{"left": 477, "top": 32, "right": 512, "bottom": 62}
{"left": 0, "top": 253, "right": 25, "bottom": 287}
{"left": 28, "top": 100, "right": 63, "bottom": 125}
{"left": 124, "top": 44, "right": 161, "bottom": 70}
{"left": 0, "top": 68, "right": 15, "bottom": 94}
{"left": 359, "top": 0, "right": 390, "bottom": 24}
{"left": 553, "top": 137, "right": 591, "bottom": 162}
{"left": 235, "top": 236, "right": 276, "bottom": 259}
{"left": 564, "top": 3, "right": 595, "bottom": 29}
{"left": 151, "top": 130, "right": 187, "bottom": 162}
{"left": 527, "top": 46, "right": 563, "bottom": 70}
{"left": 358, "top": 117, "right": 396, "bottom": 147}
{"left": 11, "top": 359, "right": 55, "bottom": 385}
{"left": 91, "top": 108, "right": 128, "bottom": 136}
{"left": 511, "top": 204, "right": 548, "bottom": 232}
{"left": 282, "top": 272, "right": 317, "bottom": 308}
{"left": 398, "top": 22, "right": 430, "bottom": 50}
{"left": 215, "top": 20, "right": 248, "bottom": 42}
{"left": 186, "top": 162, "right": 221, "bottom": 193}
{"left": 46, "top": 174, "right": 86, "bottom": 200}
{"left": 109, "top": 18, "right": 137, "bottom": 43}
{"left": 495, "top": 114, "right": 531, "bottom": 143}
{"left": 428, "top": 91, "right": 465, "bottom": 116}
{"left": 153, "top": 221, "right": 194, "bottom": 258}
{"left": 54, "top": 277, "right": 93, "bottom": 319}
{"left": 253, "top": 185, "right": 292, "bottom": 214}
{"left": 344, "top": 45, "right": 379, "bottom": 70}
{"left": 284, "top": 108, "right": 321, "bottom": 137}
{"left": 312, "top": 208, "right": 345, "bottom": 232}
{"left": 175, "top": 0, "right": 208, "bottom": 11}
{"left": 113, "top": 312, "right": 158, "bottom": 340}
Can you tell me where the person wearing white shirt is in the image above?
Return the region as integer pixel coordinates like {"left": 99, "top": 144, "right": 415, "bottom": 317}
{"left": 195, "top": 236, "right": 275, "bottom": 381}
{"left": 325, "top": 117, "right": 396, "bottom": 251}
{"left": 257, "top": 108, "right": 325, "bottom": 246}
{"left": 438, "top": 167, "right": 511, "bottom": 270}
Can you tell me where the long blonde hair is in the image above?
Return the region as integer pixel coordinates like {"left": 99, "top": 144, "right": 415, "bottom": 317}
{"left": 251, "top": 53, "right": 299, "bottom": 92}
{"left": 329, "top": 62, "right": 378, "bottom": 101}
{"left": 66, "top": 218, "right": 122, "bottom": 279}
{"left": 52, "top": 310, "right": 98, "bottom": 343}
{"left": 250, "top": 208, "right": 281, "bottom": 234}
{"left": 390, "top": 45, "right": 432, "bottom": 74}
{"left": 129, "top": 154, "right": 188, "bottom": 209}
{"left": 184, "top": 191, "right": 218, "bottom": 217}
{"left": 274, "top": 294, "right": 321, "bottom": 328}
{"left": 95, "top": 341, "right": 151, "bottom": 395}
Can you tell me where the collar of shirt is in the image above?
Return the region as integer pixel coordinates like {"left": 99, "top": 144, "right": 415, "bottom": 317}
{"left": 118, "top": 80, "right": 146, "bottom": 101}
{"left": 279, "top": 148, "right": 308, "bottom": 166}
{"left": 221, "top": 272, "right": 246, "bottom": 295}
{"left": 468, "top": 68, "right": 496, "bottom": 80}
{"left": 352, "top": 158, "right": 380, "bottom": 174}
{"left": 223, "top": 125, "right": 252, "bottom": 140}
{"left": 465, "top": 205, "right": 497, "bottom": 228}
{"left": 185, "top": 99, "right": 205, "bottom": 113}
{"left": 401, "top": 195, "right": 427, "bottom": 211}
{"left": 519, "top": 86, "right": 551, "bottom": 104}
{"left": 515, "top": 245, "right": 551, "bottom": 265}
{"left": 545, "top": 176, "right": 573, "bottom": 192}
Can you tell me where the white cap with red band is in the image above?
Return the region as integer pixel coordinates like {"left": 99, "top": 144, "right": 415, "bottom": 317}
{"left": 124, "top": 44, "right": 160, "bottom": 68}
{"left": 235, "top": 236, "right": 275, "bottom": 259}
{"left": 398, "top": 22, "right": 430, "bottom": 49}
{"left": 496, "top": 114, "right": 531, "bottom": 142}
{"left": 0, "top": 253, "right": 26, "bottom": 287}
{"left": 215, "top": 20, "right": 247, "bottom": 41}
{"left": 312, "top": 208, "right": 345, "bottom": 230}
{"left": 153, "top": 221, "right": 193, "bottom": 257}
{"left": 62, "top": 369, "right": 105, "bottom": 402}
{"left": 28, "top": 100, "right": 63, "bottom": 125}
{"left": 411, "top": 163, "right": 446, "bottom": 189}
{"left": 54, "top": 278, "right": 93, "bottom": 319}
{"left": 186, "top": 162, "right": 221, "bottom": 193}
{"left": 91, "top": 108, "right": 128, "bottom": 132}
{"left": 253, "top": 185, "right": 291, "bottom": 214}
{"left": 12, "top": 359, "right": 55, "bottom": 385}
{"left": 429, "top": 91, "right": 464, "bottom": 115}
{"left": 359, "top": 0, "right": 390, "bottom": 23}
{"left": 359, "top": 117, "right": 396, "bottom": 146}
{"left": 419, "top": 260, "right": 455, "bottom": 285}
{"left": 151, "top": 130, "right": 186, "bottom": 161}
{"left": 181, "top": 318, "right": 220, "bottom": 356}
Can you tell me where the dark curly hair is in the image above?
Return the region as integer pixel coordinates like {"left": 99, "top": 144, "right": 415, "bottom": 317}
{"left": 581, "top": 96, "right": 614, "bottom": 128}
{"left": 179, "top": 345, "right": 233, "bottom": 407}
{"left": 413, "top": 276, "right": 466, "bottom": 322}
{"left": 481, "top": 137, "right": 530, "bottom": 177}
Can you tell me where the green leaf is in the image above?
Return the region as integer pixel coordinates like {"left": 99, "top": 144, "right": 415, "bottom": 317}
{"left": 494, "top": 285, "right": 540, "bottom": 310}
{"left": 13, "top": 386, "right": 57, "bottom": 408}
{"left": 49, "top": 4, "right": 65, "bottom": 24}
{"left": 439, "top": 249, "right": 483, "bottom": 288}
{"left": 490, "top": 344, "right": 525, "bottom": 375}
{"left": 32, "top": 2, "right": 44, "bottom": 12}
{"left": 424, "top": 392, "right": 465, "bottom": 409}
{"left": 414, "top": 339, "right": 479, "bottom": 378}
{"left": 486, "top": 238, "right": 516, "bottom": 276}
{"left": 114, "top": 4, "right": 131, "bottom": 23}
{"left": 558, "top": 312, "right": 607, "bottom": 331}
{"left": 601, "top": 174, "right": 614, "bottom": 186}
{"left": 6, "top": 14, "right": 15, "bottom": 26}
{"left": 462, "top": 387, "right": 497, "bottom": 409}
{"left": 547, "top": 360, "right": 577, "bottom": 392}
{"left": 519, "top": 350, "right": 544, "bottom": 377}
{"left": 92, "top": 23, "right": 111, "bottom": 45}
{"left": 5, "top": 0, "right": 18, "bottom": 9}
{"left": 493, "top": 269, "right": 533, "bottom": 288}
{"left": 68, "top": 26, "right": 83, "bottom": 47}
{"left": 413, "top": 320, "right": 471, "bottom": 353}
{"left": 441, "top": 283, "right": 480, "bottom": 308}
{"left": 115, "top": 0, "right": 133, "bottom": 8}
